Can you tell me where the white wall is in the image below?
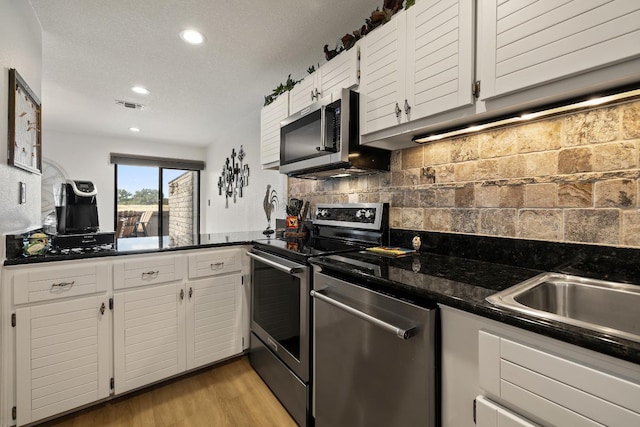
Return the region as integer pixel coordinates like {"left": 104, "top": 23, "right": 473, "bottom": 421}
{"left": 0, "top": 0, "right": 42, "bottom": 234}
{"left": 43, "top": 130, "right": 206, "bottom": 232}
{"left": 204, "top": 123, "right": 286, "bottom": 233}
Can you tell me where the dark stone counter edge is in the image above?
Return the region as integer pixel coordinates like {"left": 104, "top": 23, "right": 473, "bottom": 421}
{"left": 3, "top": 240, "right": 255, "bottom": 266}
{"left": 309, "top": 257, "right": 640, "bottom": 367}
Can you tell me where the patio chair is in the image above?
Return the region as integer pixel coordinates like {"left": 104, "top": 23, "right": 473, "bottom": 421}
{"left": 135, "top": 210, "right": 153, "bottom": 237}
{"left": 116, "top": 210, "right": 139, "bottom": 238}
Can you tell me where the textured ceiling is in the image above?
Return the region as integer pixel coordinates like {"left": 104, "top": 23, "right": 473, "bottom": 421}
{"left": 29, "top": 0, "right": 382, "bottom": 147}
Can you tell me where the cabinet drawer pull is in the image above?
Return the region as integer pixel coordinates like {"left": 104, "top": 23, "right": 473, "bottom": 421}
{"left": 142, "top": 270, "right": 159, "bottom": 279}
{"left": 211, "top": 262, "right": 225, "bottom": 270}
{"left": 51, "top": 281, "right": 75, "bottom": 289}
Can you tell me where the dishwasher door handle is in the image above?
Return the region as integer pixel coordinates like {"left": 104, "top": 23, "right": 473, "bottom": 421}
{"left": 246, "top": 251, "right": 305, "bottom": 275}
{"left": 311, "top": 289, "right": 416, "bottom": 340}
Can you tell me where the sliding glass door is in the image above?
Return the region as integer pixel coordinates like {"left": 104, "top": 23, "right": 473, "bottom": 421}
{"left": 115, "top": 165, "right": 199, "bottom": 242}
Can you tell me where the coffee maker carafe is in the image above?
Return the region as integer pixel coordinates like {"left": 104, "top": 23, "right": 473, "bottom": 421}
{"left": 56, "top": 180, "right": 99, "bottom": 234}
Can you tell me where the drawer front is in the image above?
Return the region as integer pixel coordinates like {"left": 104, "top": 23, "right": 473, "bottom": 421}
{"left": 188, "top": 249, "right": 242, "bottom": 279}
{"left": 479, "top": 331, "right": 640, "bottom": 426}
{"left": 13, "top": 262, "right": 109, "bottom": 305}
{"left": 113, "top": 254, "right": 183, "bottom": 289}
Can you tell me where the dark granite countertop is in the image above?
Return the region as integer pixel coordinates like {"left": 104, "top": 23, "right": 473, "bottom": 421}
{"left": 3, "top": 231, "right": 266, "bottom": 266}
{"left": 310, "top": 250, "right": 640, "bottom": 366}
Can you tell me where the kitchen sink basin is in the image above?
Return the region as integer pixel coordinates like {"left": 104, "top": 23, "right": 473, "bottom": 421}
{"left": 487, "top": 272, "right": 640, "bottom": 342}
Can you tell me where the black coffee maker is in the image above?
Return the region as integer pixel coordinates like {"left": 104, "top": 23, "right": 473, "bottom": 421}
{"left": 56, "top": 180, "right": 100, "bottom": 234}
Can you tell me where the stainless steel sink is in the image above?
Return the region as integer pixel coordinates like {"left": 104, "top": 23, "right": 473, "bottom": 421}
{"left": 487, "top": 272, "right": 640, "bottom": 342}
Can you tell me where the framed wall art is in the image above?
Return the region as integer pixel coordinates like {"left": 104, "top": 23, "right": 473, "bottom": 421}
{"left": 8, "top": 68, "right": 42, "bottom": 174}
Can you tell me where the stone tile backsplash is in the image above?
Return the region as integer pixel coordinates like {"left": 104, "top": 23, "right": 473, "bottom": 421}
{"left": 288, "top": 100, "right": 640, "bottom": 248}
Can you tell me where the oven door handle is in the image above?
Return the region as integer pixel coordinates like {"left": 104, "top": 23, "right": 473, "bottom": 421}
{"left": 310, "top": 289, "right": 416, "bottom": 340}
{"left": 246, "top": 252, "right": 306, "bottom": 275}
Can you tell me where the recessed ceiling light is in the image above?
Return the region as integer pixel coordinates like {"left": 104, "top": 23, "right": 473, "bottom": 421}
{"left": 179, "top": 29, "right": 205, "bottom": 45}
{"left": 129, "top": 127, "right": 141, "bottom": 132}
{"left": 131, "top": 86, "right": 150, "bottom": 95}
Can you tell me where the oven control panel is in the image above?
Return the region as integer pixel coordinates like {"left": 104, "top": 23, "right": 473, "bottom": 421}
{"left": 313, "top": 203, "right": 385, "bottom": 230}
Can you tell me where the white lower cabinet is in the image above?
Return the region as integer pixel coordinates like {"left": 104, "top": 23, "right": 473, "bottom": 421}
{"left": 479, "top": 330, "right": 640, "bottom": 427}
{"left": 440, "top": 304, "right": 640, "bottom": 427}
{"left": 15, "top": 295, "right": 111, "bottom": 426}
{"left": 113, "top": 281, "right": 186, "bottom": 394}
{"left": 1, "top": 247, "right": 249, "bottom": 426}
{"left": 113, "top": 249, "right": 245, "bottom": 395}
{"left": 185, "top": 273, "right": 243, "bottom": 369}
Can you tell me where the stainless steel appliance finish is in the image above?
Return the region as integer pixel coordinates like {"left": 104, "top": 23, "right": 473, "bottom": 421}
{"left": 487, "top": 272, "right": 640, "bottom": 343}
{"left": 249, "top": 248, "right": 311, "bottom": 427}
{"left": 249, "top": 203, "right": 389, "bottom": 427}
{"left": 249, "top": 249, "right": 311, "bottom": 383}
{"left": 279, "top": 89, "right": 390, "bottom": 179}
{"left": 312, "top": 271, "right": 436, "bottom": 427}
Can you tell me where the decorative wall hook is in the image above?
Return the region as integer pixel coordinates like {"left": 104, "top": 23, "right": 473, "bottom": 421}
{"left": 217, "top": 145, "right": 249, "bottom": 208}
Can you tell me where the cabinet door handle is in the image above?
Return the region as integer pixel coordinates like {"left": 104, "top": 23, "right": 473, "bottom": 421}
{"left": 404, "top": 99, "right": 411, "bottom": 116}
{"left": 51, "top": 280, "right": 75, "bottom": 289}
{"left": 311, "top": 90, "right": 315, "bottom": 100}
{"left": 211, "top": 262, "right": 224, "bottom": 270}
{"left": 179, "top": 289, "right": 185, "bottom": 300}
{"left": 314, "top": 88, "right": 321, "bottom": 99}
{"left": 395, "top": 102, "right": 402, "bottom": 118}
{"left": 99, "top": 302, "right": 106, "bottom": 315}
{"left": 142, "top": 270, "right": 159, "bottom": 279}
{"left": 188, "top": 287, "right": 193, "bottom": 300}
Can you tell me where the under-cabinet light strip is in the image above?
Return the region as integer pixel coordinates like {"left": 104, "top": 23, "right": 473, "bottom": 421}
{"left": 413, "top": 88, "right": 640, "bottom": 144}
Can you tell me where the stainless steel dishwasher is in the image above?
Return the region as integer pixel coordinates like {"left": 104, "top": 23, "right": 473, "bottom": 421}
{"left": 311, "top": 271, "right": 437, "bottom": 427}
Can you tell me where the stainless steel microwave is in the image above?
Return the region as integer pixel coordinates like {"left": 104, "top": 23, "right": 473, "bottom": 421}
{"left": 279, "top": 88, "right": 390, "bottom": 179}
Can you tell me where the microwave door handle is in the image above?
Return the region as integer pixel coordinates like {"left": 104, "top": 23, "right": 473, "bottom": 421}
{"left": 317, "top": 105, "right": 327, "bottom": 152}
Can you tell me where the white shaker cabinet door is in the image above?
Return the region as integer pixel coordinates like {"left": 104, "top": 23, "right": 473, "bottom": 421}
{"left": 185, "top": 273, "right": 243, "bottom": 370}
{"left": 360, "top": 14, "right": 407, "bottom": 135}
{"left": 405, "top": 0, "right": 475, "bottom": 120}
{"left": 15, "top": 295, "right": 110, "bottom": 425}
{"left": 478, "top": 0, "right": 640, "bottom": 100}
{"left": 113, "top": 282, "right": 186, "bottom": 394}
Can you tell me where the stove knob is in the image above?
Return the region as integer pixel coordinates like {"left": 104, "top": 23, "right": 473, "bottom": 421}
{"left": 356, "top": 210, "right": 363, "bottom": 218}
{"left": 365, "top": 210, "right": 373, "bottom": 219}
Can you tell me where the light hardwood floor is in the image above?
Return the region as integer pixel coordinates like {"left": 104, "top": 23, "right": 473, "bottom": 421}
{"left": 39, "top": 357, "right": 297, "bottom": 427}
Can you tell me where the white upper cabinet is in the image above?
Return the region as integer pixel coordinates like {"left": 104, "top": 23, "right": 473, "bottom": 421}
{"left": 260, "top": 94, "right": 289, "bottom": 169}
{"left": 289, "top": 47, "right": 360, "bottom": 114}
{"left": 478, "top": 0, "right": 640, "bottom": 100}
{"left": 360, "top": 0, "right": 475, "bottom": 135}
{"left": 406, "top": 0, "right": 474, "bottom": 120}
{"left": 360, "top": 15, "right": 407, "bottom": 134}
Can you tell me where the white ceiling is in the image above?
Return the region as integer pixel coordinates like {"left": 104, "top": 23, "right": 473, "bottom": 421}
{"left": 29, "top": 0, "right": 382, "bottom": 147}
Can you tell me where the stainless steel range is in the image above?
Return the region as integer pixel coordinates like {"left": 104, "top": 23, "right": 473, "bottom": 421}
{"left": 247, "top": 203, "right": 388, "bottom": 427}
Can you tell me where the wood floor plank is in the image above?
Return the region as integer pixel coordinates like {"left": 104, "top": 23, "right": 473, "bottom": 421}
{"left": 39, "top": 357, "right": 297, "bottom": 427}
